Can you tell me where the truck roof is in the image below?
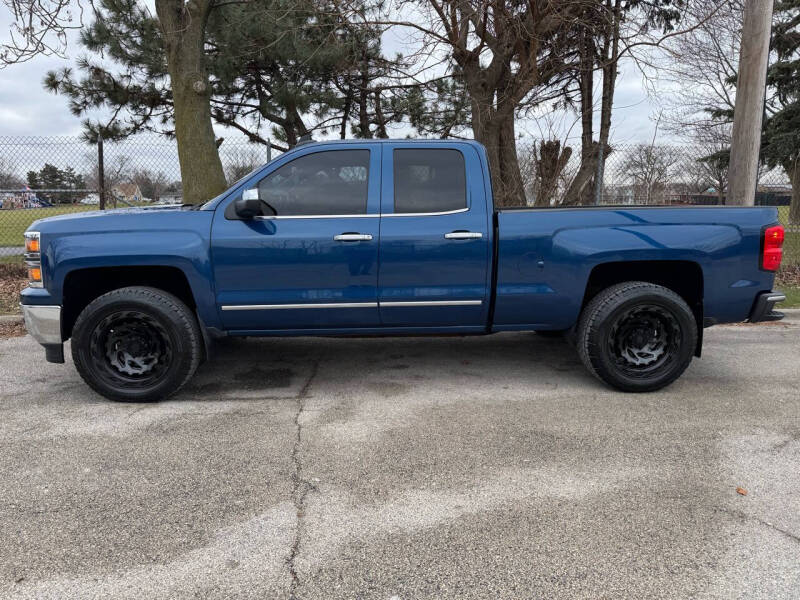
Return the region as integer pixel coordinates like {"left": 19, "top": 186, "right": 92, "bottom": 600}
{"left": 292, "top": 138, "right": 485, "bottom": 150}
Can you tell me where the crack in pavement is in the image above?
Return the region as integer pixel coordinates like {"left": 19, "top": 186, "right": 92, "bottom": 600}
{"left": 287, "top": 359, "right": 320, "bottom": 600}
{"left": 716, "top": 507, "right": 800, "bottom": 544}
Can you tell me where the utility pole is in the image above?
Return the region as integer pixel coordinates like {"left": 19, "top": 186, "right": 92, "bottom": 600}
{"left": 727, "top": 0, "right": 774, "bottom": 206}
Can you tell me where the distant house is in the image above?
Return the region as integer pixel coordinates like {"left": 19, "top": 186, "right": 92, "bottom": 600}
{"left": 111, "top": 183, "right": 144, "bottom": 205}
{"left": 79, "top": 193, "right": 101, "bottom": 205}
{"left": 157, "top": 194, "right": 183, "bottom": 205}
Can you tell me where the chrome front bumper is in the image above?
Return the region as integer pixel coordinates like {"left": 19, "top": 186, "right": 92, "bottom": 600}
{"left": 21, "top": 304, "right": 62, "bottom": 345}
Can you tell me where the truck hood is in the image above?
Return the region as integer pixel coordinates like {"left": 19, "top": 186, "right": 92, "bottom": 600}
{"left": 29, "top": 205, "right": 189, "bottom": 229}
{"left": 26, "top": 205, "right": 215, "bottom": 247}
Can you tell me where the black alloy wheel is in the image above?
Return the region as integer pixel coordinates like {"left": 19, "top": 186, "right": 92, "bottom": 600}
{"left": 71, "top": 286, "right": 202, "bottom": 402}
{"left": 577, "top": 282, "right": 697, "bottom": 392}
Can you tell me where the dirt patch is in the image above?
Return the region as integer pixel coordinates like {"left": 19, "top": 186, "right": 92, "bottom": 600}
{"left": 0, "top": 319, "right": 25, "bottom": 338}
{"left": 0, "top": 263, "right": 27, "bottom": 315}
{"left": 776, "top": 265, "right": 800, "bottom": 287}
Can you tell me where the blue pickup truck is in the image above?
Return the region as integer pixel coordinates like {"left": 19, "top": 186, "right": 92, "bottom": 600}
{"left": 21, "top": 140, "right": 786, "bottom": 401}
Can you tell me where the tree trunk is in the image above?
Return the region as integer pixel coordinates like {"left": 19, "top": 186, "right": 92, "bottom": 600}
{"left": 567, "top": 0, "right": 621, "bottom": 207}
{"left": 535, "top": 141, "right": 572, "bottom": 207}
{"left": 475, "top": 116, "right": 526, "bottom": 208}
{"left": 576, "top": 26, "right": 596, "bottom": 204}
{"left": 562, "top": 143, "right": 599, "bottom": 206}
{"left": 156, "top": 0, "right": 227, "bottom": 204}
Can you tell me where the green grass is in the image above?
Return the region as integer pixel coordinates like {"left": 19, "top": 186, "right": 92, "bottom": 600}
{"left": 0, "top": 205, "right": 96, "bottom": 247}
{"left": 784, "top": 231, "right": 800, "bottom": 266}
{"left": 780, "top": 286, "right": 800, "bottom": 308}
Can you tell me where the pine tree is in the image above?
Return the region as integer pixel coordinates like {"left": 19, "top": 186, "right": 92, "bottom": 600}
{"left": 44, "top": 0, "right": 406, "bottom": 199}
{"left": 26, "top": 164, "right": 86, "bottom": 204}
{"left": 763, "top": 0, "right": 800, "bottom": 224}
{"left": 207, "top": 0, "right": 407, "bottom": 144}
{"left": 43, "top": 0, "right": 227, "bottom": 204}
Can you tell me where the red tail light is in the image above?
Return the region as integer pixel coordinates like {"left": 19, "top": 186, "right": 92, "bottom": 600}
{"left": 761, "top": 225, "right": 784, "bottom": 271}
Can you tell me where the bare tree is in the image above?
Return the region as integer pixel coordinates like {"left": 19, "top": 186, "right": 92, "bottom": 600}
{"left": 560, "top": 1, "right": 726, "bottom": 206}
{"left": 383, "top": 0, "right": 585, "bottom": 207}
{"left": 519, "top": 139, "right": 574, "bottom": 207}
{"left": 622, "top": 144, "right": 680, "bottom": 204}
{"left": 131, "top": 168, "right": 170, "bottom": 202}
{"left": 518, "top": 140, "right": 538, "bottom": 204}
{"left": 222, "top": 147, "right": 263, "bottom": 184}
{"left": 1, "top": 0, "right": 82, "bottom": 64}
{"left": 657, "top": 1, "right": 743, "bottom": 141}
{"left": 0, "top": 158, "right": 23, "bottom": 189}
{"left": 84, "top": 154, "right": 131, "bottom": 204}
{"left": 685, "top": 126, "right": 733, "bottom": 204}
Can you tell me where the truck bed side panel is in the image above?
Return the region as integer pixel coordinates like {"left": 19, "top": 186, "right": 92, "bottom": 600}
{"left": 493, "top": 206, "right": 779, "bottom": 330}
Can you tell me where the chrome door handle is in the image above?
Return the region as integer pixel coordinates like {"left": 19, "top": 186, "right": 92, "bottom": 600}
{"left": 444, "top": 231, "right": 483, "bottom": 240}
{"left": 334, "top": 233, "right": 373, "bottom": 242}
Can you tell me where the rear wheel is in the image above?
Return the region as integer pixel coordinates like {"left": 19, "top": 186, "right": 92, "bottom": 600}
{"left": 71, "top": 286, "right": 202, "bottom": 402}
{"left": 577, "top": 282, "right": 697, "bottom": 392}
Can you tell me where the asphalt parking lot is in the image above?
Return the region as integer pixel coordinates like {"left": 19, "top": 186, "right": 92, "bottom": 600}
{"left": 1, "top": 319, "right": 799, "bottom": 599}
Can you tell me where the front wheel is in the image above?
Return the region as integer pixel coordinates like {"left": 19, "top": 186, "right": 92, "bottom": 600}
{"left": 577, "top": 282, "right": 697, "bottom": 393}
{"left": 71, "top": 286, "right": 202, "bottom": 402}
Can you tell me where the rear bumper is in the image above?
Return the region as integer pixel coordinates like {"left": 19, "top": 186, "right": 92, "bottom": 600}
{"left": 748, "top": 291, "right": 786, "bottom": 323}
{"left": 20, "top": 304, "right": 64, "bottom": 363}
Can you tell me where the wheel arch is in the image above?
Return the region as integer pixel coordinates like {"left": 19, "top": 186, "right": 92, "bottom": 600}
{"left": 581, "top": 260, "right": 705, "bottom": 356}
{"left": 61, "top": 265, "right": 197, "bottom": 341}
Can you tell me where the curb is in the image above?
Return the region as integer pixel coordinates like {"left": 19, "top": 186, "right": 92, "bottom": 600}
{"left": 779, "top": 308, "right": 800, "bottom": 323}
{"left": 0, "top": 314, "right": 22, "bottom": 323}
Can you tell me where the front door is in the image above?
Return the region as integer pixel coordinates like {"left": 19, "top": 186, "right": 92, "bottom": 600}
{"left": 378, "top": 144, "right": 491, "bottom": 327}
{"left": 211, "top": 146, "right": 381, "bottom": 331}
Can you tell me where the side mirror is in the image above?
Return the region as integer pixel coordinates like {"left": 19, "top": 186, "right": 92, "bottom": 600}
{"left": 234, "top": 189, "right": 277, "bottom": 219}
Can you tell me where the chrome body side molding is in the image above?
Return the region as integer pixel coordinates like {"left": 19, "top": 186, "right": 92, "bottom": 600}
{"left": 221, "top": 300, "right": 484, "bottom": 311}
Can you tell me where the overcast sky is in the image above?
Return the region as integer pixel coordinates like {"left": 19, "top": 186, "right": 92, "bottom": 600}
{"left": 0, "top": 7, "right": 674, "bottom": 145}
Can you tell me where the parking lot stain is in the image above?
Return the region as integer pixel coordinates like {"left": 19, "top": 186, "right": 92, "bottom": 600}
{"left": 369, "top": 381, "right": 410, "bottom": 396}
{"left": 233, "top": 367, "right": 294, "bottom": 389}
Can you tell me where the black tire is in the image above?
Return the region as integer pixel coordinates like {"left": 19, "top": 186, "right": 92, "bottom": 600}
{"left": 577, "top": 282, "right": 697, "bottom": 393}
{"left": 71, "top": 286, "right": 202, "bottom": 402}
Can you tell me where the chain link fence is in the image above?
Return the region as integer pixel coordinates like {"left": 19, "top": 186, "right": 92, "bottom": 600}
{"left": 0, "top": 134, "right": 273, "bottom": 257}
{"left": 1, "top": 135, "right": 796, "bottom": 276}
{"left": 519, "top": 140, "right": 797, "bottom": 275}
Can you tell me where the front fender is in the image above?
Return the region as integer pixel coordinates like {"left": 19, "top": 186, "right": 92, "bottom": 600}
{"left": 39, "top": 228, "right": 220, "bottom": 330}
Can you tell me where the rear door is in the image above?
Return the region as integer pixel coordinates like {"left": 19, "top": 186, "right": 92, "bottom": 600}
{"left": 378, "top": 143, "right": 491, "bottom": 327}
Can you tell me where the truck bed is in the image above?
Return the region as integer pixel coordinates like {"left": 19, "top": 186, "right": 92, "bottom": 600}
{"left": 492, "top": 205, "right": 780, "bottom": 330}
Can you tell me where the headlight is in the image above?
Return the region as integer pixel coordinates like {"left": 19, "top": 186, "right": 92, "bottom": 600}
{"left": 24, "top": 231, "right": 43, "bottom": 288}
